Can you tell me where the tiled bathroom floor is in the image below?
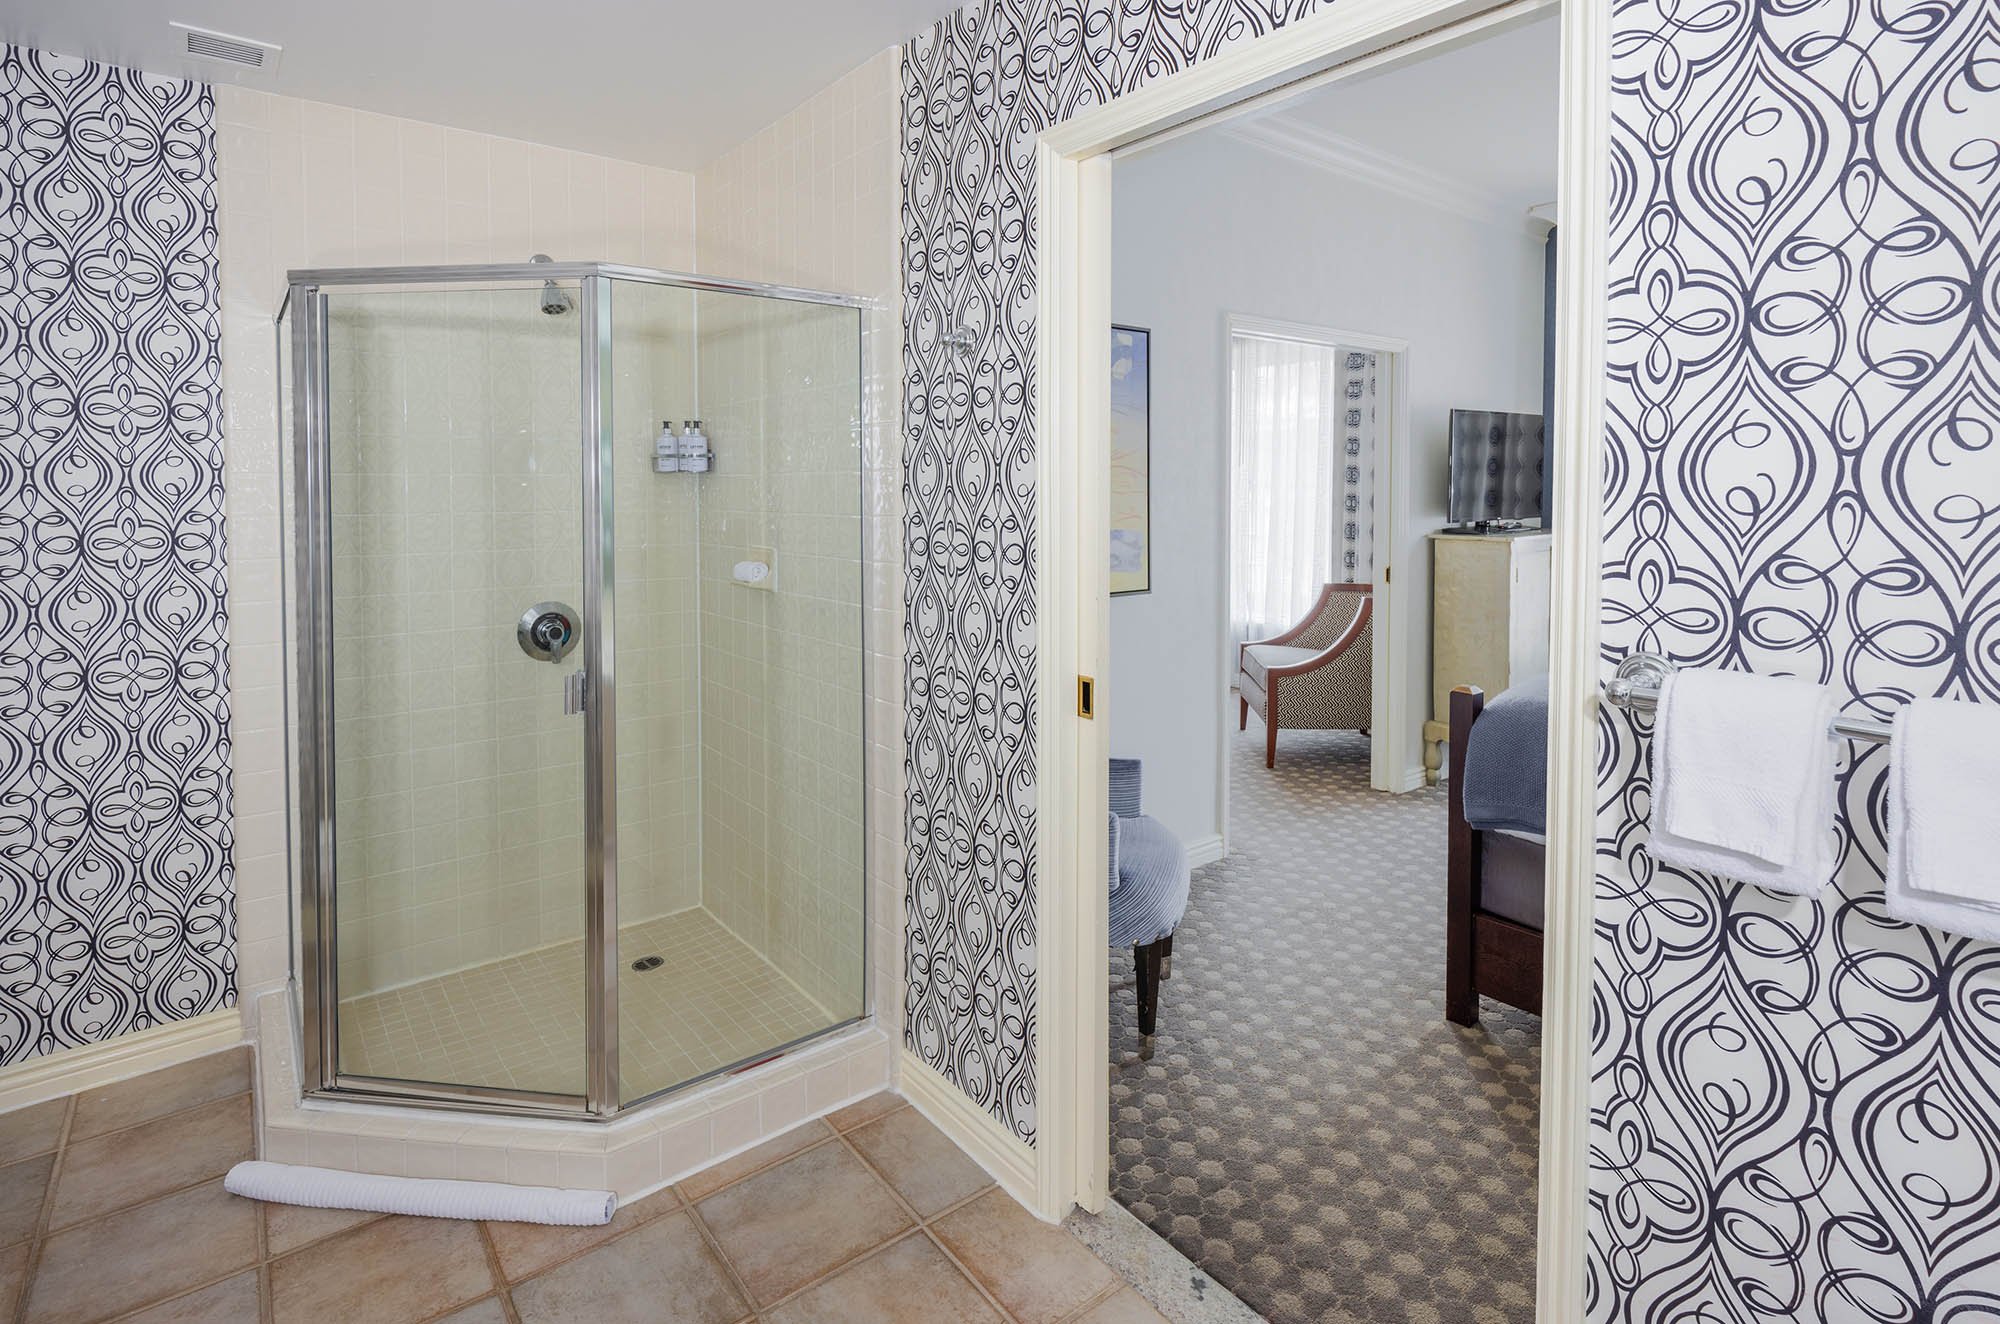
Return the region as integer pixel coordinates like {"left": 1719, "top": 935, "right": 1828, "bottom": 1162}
{"left": 340, "top": 909, "right": 838, "bottom": 1100}
{"left": 0, "top": 1048, "right": 1166, "bottom": 1324}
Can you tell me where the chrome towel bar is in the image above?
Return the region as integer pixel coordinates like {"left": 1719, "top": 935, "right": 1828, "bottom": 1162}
{"left": 1603, "top": 652, "right": 1893, "bottom": 747}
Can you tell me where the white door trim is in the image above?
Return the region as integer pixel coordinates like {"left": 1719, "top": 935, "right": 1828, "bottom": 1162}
{"left": 1029, "top": 5, "right": 1607, "bottom": 1324}
{"left": 1222, "top": 314, "right": 1412, "bottom": 793}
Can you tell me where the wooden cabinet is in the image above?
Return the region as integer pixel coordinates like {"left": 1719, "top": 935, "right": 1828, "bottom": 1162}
{"left": 1422, "top": 530, "right": 1551, "bottom": 783}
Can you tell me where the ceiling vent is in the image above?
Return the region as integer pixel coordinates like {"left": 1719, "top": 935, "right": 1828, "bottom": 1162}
{"left": 170, "top": 22, "right": 281, "bottom": 72}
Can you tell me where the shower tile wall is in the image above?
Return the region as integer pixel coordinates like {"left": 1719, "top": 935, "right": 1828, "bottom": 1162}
{"left": 608, "top": 283, "right": 703, "bottom": 928}
{"left": 214, "top": 86, "right": 698, "bottom": 1012}
{"left": 320, "top": 292, "right": 702, "bottom": 1001}
{"left": 695, "top": 293, "right": 867, "bottom": 1018}
{"left": 325, "top": 292, "right": 592, "bottom": 996}
{"left": 694, "top": 48, "right": 905, "bottom": 1032}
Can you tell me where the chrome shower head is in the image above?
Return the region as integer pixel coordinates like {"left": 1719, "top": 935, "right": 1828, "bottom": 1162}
{"left": 530, "top": 253, "right": 573, "bottom": 316}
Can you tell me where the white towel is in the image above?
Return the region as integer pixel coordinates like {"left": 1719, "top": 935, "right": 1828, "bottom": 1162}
{"left": 1886, "top": 697, "right": 2000, "bottom": 940}
{"left": 1649, "top": 669, "right": 1840, "bottom": 896}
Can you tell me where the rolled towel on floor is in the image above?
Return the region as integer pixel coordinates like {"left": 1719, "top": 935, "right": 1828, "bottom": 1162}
{"left": 1887, "top": 697, "right": 2000, "bottom": 940}
{"left": 1648, "top": 669, "right": 1841, "bottom": 896}
{"left": 224, "top": 1160, "right": 615, "bottom": 1226}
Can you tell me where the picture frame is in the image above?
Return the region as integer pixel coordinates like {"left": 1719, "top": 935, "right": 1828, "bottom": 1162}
{"left": 1110, "top": 324, "right": 1152, "bottom": 596}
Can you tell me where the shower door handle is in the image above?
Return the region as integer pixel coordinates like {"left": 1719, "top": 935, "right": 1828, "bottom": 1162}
{"left": 563, "top": 670, "right": 587, "bottom": 716}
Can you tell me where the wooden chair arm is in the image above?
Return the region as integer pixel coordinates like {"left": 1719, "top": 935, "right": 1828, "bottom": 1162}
{"left": 1262, "top": 595, "right": 1373, "bottom": 679}
{"left": 1238, "top": 583, "right": 1373, "bottom": 668}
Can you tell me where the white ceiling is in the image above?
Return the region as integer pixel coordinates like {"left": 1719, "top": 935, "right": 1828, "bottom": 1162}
{"left": 1230, "top": 10, "right": 1560, "bottom": 217}
{"left": 0, "top": 0, "right": 966, "bottom": 170}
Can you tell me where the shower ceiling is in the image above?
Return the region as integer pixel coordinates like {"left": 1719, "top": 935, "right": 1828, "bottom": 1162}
{"left": 0, "top": 0, "right": 961, "bottom": 168}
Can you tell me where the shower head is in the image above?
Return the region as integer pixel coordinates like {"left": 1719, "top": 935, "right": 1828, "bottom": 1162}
{"left": 530, "top": 253, "right": 574, "bottom": 316}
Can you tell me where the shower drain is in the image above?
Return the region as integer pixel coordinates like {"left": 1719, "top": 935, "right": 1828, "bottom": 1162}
{"left": 630, "top": 954, "right": 665, "bottom": 972}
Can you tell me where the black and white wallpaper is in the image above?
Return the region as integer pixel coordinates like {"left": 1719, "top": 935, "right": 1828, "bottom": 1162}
{"left": 1593, "top": 1, "right": 2000, "bottom": 1317}
{"left": 0, "top": 48, "right": 234, "bottom": 1067}
{"left": 900, "top": 0, "right": 1336, "bottom": 1146}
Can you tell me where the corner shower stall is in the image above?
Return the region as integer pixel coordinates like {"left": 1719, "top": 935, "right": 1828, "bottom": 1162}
{"left": 277, "top": 262, "right": 866, "bottom": 1118}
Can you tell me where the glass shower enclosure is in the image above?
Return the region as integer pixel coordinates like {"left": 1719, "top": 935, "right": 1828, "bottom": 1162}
{"left": 278, "top": 263, "right": 867, "bottom": 1118}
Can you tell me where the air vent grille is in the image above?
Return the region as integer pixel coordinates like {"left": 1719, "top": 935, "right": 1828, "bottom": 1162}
{"left": 171, "top": 23, "right": 281, "bottom": 71}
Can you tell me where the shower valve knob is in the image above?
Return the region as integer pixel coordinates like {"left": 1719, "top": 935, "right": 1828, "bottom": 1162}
{"left": 518, "top": 601, "right": 581, "bottom": 664}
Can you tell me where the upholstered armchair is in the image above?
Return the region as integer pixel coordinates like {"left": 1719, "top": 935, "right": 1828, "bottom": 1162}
{"left": 1237, "top": 583, "right": 1374, "bottom": 767}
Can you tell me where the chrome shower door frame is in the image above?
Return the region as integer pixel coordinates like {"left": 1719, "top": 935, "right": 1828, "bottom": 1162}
{"left": 282, "top": 261, "right": 872, "bottom": 1123}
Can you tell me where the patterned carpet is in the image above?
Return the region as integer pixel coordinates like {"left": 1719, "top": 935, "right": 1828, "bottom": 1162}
{"left": 1109, "top": 727, "right": 1540, "bottom": 1324}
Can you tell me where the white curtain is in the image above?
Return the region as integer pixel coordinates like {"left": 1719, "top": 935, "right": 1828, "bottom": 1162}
{"left": 1229, "top": 332, "right": 1379, "bottom": 643}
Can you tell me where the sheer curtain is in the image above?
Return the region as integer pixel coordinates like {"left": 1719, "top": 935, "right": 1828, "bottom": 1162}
{"left": 1230, "top": 333, "right": 1340, "bottom": 643}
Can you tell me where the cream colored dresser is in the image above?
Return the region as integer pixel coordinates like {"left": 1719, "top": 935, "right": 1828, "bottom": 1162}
{"left": 1423, "top": 530, "right": 1552, "bottom": 783}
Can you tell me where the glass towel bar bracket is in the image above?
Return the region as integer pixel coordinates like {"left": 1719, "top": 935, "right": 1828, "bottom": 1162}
{"left": 1602, "top": 651, "right": 1893, "bottom": 747}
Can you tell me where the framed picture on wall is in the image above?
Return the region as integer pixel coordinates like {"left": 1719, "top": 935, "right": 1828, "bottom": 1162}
{"left": 1110, "top": 324, "right": 1151, "bottom": 596}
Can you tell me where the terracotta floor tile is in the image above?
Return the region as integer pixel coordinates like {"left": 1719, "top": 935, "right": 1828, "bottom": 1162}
{"left": 486, "top": 1185, "right": 679, "bottom": 1281}
{"left": 509, "top": 1210, "right": 746, "bottom": 1324}
{"left": 694, "top": 1140, "right": 912, "bottom": 1306}
{"left": 762, "top": 1232, "right": 1003, "bottom": 1324}
{"left": 434, "top": 1299, "right": 511, "bottom": 1324}
{"left": 26, "top": 1180, "right": 258, "bottom": 1324}
{"left": 118, "top": 1271, "right": 261, "bottom": 1323}
{"left": 824, "top": 1093, "right": 905, "bottom": 1133}
{"left": 0, "top": 1099, "right": 68, "bottom": 1165}
{"left": 930, "top": 1189, "right": 1118, "bottom": 1324}
{"left": 270, "top": 1214, "right": 496, "bottom": 1324}
{"left": 49, "top": 1094, "right": 253, "bottom": 1229}
{"left": 0, "top": 1241, "right": 27, "bottom": 1321}
{"left": 68, "top": 1048, "right": 252, "bottom": 1140}
{"left": 846, "top": 1108, "right": 993, "bottom": 1218}
{"left": 1075, "top": 1287, "right": 1172, "bottom": 1322}
{"left": 676, "top": 1121, "right": 832, "bottom": 1202}
{"left": 263, "top": 1201, "right": 382, "bottom": 1257}
{"left": 0, "top": 1153, "right": 55, "bottom": 1247}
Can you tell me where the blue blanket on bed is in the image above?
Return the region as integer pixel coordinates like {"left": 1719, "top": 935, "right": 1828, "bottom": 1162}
{"left": 1461, "top": 677, "right": 1547, "bottom": 835}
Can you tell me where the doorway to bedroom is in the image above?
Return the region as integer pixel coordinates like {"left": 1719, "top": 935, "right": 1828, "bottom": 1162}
{"left": 1099, "top": 9, "right": 1560, "bottom": 1321}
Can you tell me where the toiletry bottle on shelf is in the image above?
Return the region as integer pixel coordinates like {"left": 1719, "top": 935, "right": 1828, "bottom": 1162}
{"left": 682, "top": 419, "right": 710, "bottom": 473}
{"left": 654, "top": 420, "right": 681, "bottom": 473}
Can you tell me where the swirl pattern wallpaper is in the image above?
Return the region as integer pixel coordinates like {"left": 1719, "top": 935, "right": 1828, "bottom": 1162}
{"left": 1594, "top": 1, "right": 2000, "bottom": 1316}
{"left": 0, "top": 48, "right": 233, "bottom": 1066}
{"left": 901, "top": 0, "right": 1333, "bottom": 1145}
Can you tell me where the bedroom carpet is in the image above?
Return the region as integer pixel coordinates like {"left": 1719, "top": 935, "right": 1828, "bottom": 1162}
{"left": 1108, "top": 727, "right": 1540, "bottom": 1324}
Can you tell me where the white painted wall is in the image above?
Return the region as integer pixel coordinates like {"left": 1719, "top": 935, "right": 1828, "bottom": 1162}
{"left": 1108, "top": 130, "right": 1547, "bottom": 845}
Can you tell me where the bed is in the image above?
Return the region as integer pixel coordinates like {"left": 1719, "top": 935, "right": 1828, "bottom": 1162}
{"left": 1445, "top": 679, "right": 1547, "bottom": 1024}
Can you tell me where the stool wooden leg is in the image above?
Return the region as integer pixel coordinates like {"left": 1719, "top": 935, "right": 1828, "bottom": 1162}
{"left": 1135, "top": 940, "right": 1165, "bottom": 1036}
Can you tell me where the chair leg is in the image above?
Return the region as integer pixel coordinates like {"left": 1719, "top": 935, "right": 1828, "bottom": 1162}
{"left": 1239, "top": 695, "right": 1248, "bottom": 731}
{"left": 1265, "top": 709, "right": 1279, "bottom": 768}
{"left": 1159, "top": 932, "right": 1173, "bottom": 980}
{"left": 1134, "top": 941, "right": 1164, "bottom": 1036}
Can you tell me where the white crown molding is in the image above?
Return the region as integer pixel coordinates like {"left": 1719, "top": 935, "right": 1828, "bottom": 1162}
{"left": 1220, "top": 114, "right": 1530, "bottom": 231}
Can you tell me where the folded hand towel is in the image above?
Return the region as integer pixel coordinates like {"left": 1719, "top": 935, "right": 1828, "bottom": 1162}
{"left": 1887, "top": 697, "right": 2000, "bottom": 940}
{"left": 1649, "top": 669, "right": 1840, "bottom": 895}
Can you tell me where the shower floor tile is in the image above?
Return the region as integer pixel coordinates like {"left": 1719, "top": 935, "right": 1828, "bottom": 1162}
{"left": 338, "top": 909, "right": 836, "bottom": 1100}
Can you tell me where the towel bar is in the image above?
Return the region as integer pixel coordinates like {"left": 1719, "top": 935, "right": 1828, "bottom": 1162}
{"left": 1603, "top": 652, "right": 1892, "bottom": 746}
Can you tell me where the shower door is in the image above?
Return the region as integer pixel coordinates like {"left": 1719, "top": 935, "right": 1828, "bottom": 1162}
{"left": 292, "top": 278, "right": 596, "bottom": 1110}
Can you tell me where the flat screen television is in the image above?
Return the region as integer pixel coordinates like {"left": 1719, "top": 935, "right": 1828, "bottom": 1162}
{"left": 1447, "top": 409, "right": 1546, "bottom": 528}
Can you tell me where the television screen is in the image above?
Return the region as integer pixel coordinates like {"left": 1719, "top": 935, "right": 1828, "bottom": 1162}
{"left": 1447, "top": 409, "right": 1545, "bottom": 526}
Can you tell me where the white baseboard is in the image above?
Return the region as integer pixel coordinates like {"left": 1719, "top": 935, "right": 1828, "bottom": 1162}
{"left": 0, "top": 1010, "right": 246, "bottom": 1113}
{"left": 897, "top": 1049, "right": 1042, "bottom": 1215}
{"left": 1184, "top": 834, "right": 1226, "bottom": 868}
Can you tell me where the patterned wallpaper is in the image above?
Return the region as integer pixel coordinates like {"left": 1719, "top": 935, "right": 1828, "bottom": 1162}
{"left": 1592, "top": 1, "right": 2000, "bottom": 1317}
{"left": 901, "top": 0, "right": 1334, "bottom": 1143}
{"left": 0, "top": 49, "right": 233, "bottom": 1066}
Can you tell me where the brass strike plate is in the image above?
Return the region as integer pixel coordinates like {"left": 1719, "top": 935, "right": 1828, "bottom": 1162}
{"left": 1077, "top": 675, "right": 1095, "bottom": 719}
